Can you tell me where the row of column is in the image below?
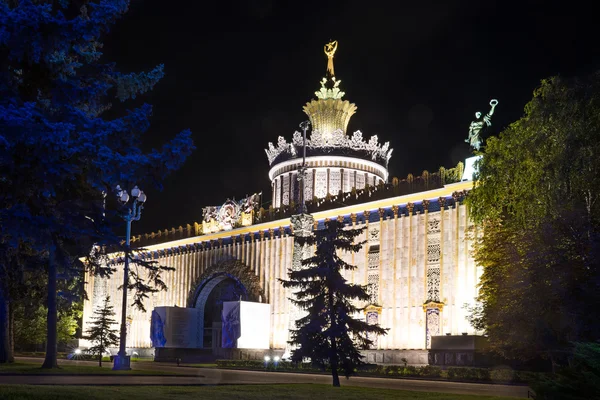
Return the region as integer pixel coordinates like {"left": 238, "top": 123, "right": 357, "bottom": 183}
{"left": 83, "top": 196, "right": 479, "bottom": 351}
{"left": 83, "top": 231, "right": 297, "bottom": 349}
{"left": 272, "top": 168, "right": 383, "bottom": 207}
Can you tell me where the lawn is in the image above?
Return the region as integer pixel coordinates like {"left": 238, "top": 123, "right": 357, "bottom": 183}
{"left": 0, "top": 384, "right": 518, "bottom": 400}
{"left": 0, "top": 362, "right": 182, "bottom": 376}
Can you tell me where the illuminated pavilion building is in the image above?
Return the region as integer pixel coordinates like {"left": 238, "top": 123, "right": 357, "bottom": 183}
{"left": 82, "top": 42, "right": 482, "bottom": 366}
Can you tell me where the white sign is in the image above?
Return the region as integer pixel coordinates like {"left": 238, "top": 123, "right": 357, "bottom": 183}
{"left": 222, "top": 301, "right": 270, "bottom": 349}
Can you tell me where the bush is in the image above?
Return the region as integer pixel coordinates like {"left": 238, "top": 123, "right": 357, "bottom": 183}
{"left": 401, "top": 366, "right": 419, "bottom": 376}
{"left": 215, "top": 358, "right": 542, "bottom": 384}
{"left": 490, "top": 368, "right": 517, "bottom": 382}
{"left": 215, "top": 359, "right": 321, "bottom": 372}
{"left": 529, "top": 342, "right": 600, "bottom": 400}
{"left": 447, "top": 367, "right": 490, "bottom": 381}
{"left": 418, "top": 365, "right": 442, "bottom": 378}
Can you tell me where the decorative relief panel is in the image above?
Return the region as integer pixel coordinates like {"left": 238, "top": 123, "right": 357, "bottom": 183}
{"left": 282, "top": 174, "right": 290, "bottom": 205}
{"left": 274, "top": 179, "right": 280, "bottom": 208}
{"left": 426, "top": 308, "right": 440, "bottom": 349}
{"left": 426, "top": 214, "right": 441, "bottom": 303}
{"left": 367, "top": 273, "right": 379, "bottom": 304}
{"left": 366, "top": 309, "right": 379, "bottom": 349}
{"left": 367, "top": 250, "right": 379, "bottom": 270}
{"left": 304, "top": 171, "right": 313, "bottom": 201}
{"left": 329, "top": 170, "right": 341, "bottom": 195}
{"left": 368, "top": 227, "right": 380, "bottom": 244}
{"left": 356, "top": 173, "right": 365, "bottom": 189}
{"left": 343, "top": 170, "right": 350, "bottom": 192}
{"left": 315, "top": 170, "right": 327, "bottom": 199}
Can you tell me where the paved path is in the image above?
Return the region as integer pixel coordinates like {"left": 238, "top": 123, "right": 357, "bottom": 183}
{"left": 0, "top": 357, "right": 531, "bottom": 398}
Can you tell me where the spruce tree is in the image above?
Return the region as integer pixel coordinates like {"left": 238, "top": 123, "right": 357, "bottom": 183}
{"left": 0, "top": 0, "right": 194, "bottom": 367}
{"left": 86, "top": 296, "right": 119, "bottom": 367}
{"left": 281, "top": 219, "right": 387, "bottom": 387}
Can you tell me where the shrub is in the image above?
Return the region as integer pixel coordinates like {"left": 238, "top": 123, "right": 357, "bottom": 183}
{"left": 490, "top": 368, "right": 517, "bottom": 382}
{"left": 447, "top": 367, "right": 490, "bottom": 381}
{"left": 384, "top": 365, "right": 400, "bottom": 375}
{"left": 418, "top": 365, "right": 442, "bottom": 378}
{"left": 400, "top": 366, "right": 419, "bottom": 377}
{"left": 529, "top": 342, "right": 600, "bottom": 400}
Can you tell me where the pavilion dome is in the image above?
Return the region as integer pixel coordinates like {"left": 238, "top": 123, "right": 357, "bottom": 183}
{"left": 264, "top": 41, "right": 393, "bottom": 208}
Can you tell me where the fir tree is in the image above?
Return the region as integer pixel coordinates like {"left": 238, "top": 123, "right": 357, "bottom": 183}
{"left": 86, "top": 296, "right": 119, "bottom": 367}
{"left": 281, "top": 219, "right": 387, "bottom": 387}
{"left": 0, "top": 0, "right": 194, "bottom": 367}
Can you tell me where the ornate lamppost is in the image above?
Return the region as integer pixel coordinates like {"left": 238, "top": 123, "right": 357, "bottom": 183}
{"left": 297, "top": 120, "right": 310, "bottom": 214}
{"left": 113, "top": 185, "right": 147, "bottom": 370}
{"left": 282, "top": 120, "right": 313, "bottom": 360}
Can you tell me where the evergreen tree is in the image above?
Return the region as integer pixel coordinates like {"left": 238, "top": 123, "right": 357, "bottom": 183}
{"left": 281, "top": 219, "right": 387, "bottom": 387}
{"left": 86, "top": 296, "right": 119, "bottom": 367}
{"left": 0, "top": 0, "right": 194, "bottom": 367}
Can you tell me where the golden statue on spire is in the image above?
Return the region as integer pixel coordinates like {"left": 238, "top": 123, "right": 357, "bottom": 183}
{"left": 324, "top": 40, "right": 338, "bottom": 76}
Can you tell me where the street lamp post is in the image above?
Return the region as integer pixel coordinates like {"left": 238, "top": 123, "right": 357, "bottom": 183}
{"left": 113, "top": 185, "right": 147, "bottom": 371}
{"left": 297, "top": 120, "right": 310, "bottom": 214}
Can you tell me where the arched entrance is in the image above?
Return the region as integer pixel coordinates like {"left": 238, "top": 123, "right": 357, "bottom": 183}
{"left": 187, "top": 259, "right": 264, "bottom": 352}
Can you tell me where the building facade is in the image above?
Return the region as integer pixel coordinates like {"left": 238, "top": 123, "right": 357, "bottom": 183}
{"left": 82, "top": 43, "right": 482, "bottom": 364}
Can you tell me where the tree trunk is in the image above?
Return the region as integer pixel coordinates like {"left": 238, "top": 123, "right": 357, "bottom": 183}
{"left": 99, "top": 338, "right": 103, "bottom": 367}
{"left": 330, "top": 337, "right": 340, "bottom": 387}
{"left": 0, "top": 287, "right": 12, "bottom": 363}
{"left": 8, "top": 301, "right": 14, "bottom": 363}
{"left": 328, "top": 291, "right": 340, "bottom": 387}
{"left": 41, "top": 250, "right": 58, "bottom": 369}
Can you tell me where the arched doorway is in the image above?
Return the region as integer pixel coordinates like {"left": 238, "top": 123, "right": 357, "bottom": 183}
{"left": 187, "top": 259, "right": 264, "bottom": 352}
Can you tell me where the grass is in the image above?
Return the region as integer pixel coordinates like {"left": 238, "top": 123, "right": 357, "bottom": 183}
{"left": 0, "top": 362, "right": 183, "bottom": 376}
{"left": 0, "top": 384, "right": 518, "bottom": 400}
{"left": 15, "top": 352, "right": 154, "bottom": 363}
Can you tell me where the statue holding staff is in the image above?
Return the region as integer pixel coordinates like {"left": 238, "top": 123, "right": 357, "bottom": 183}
{"left": 466, "top": 99, "right": 498, "bottom": 151}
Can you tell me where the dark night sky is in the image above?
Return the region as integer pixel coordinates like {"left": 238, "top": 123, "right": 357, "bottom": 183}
{"left": 101, "top": 0, "right": 599, "bottom": 235}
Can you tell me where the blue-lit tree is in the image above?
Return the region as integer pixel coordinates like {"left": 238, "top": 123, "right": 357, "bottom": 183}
{"left": 281, "top": 220, "right": 387, "bottom": 387}
{"left": 0, "top": 0, "right": 194, "bottom": 367}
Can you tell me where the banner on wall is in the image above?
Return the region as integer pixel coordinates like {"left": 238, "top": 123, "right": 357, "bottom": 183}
{"left": 222, "top": 301, "right": 270, "bottom": 349}
{"left": 150, "top": 307, "right": 201, "bottom": 348}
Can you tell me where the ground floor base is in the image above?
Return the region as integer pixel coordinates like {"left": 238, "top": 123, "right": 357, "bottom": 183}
{"left": 115, "top": 346, "right": 489, "bottom": 367}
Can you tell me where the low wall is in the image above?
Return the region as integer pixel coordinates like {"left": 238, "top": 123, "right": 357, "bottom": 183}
{"left": 428, "top": 335, "right": 491, "bottom": 367}
{"left": 361, "top": 349, "right": 429, "bottom": 365}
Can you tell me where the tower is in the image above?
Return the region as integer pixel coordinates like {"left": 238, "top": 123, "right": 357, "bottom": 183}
{"left": 265, "top": 41, "right": 393, "bottom": 208}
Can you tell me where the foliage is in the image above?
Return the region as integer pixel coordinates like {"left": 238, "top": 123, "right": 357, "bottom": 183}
{"left": 215, "top": 359, "right": 545, "bottom": 383}
{"left": 446, "top": 367, "right": 490, "bottom": 381}
{"left": 280, "top": 220, "right": 387, "bottom": 387}
{"left": 85, "top": 296, "right": 119, "bottom": 367}
{"left": 0, "top": 0, "right": 194, "bottom": 367}
{"left": 13, "top": 305, "right": 79, "bottom": 348}
{"left": 529, "top": 342, "right": 600, "bottom": 400}
{"left": 467, "top": 72, "right": 600, "bottom": 364}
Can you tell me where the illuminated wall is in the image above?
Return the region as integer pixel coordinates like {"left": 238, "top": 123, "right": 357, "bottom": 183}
{"left": 269, "top": 156, "right": 387, "bottom": 208}
{"left": 82, "top": 181, "right": 480, "bottom": 352}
